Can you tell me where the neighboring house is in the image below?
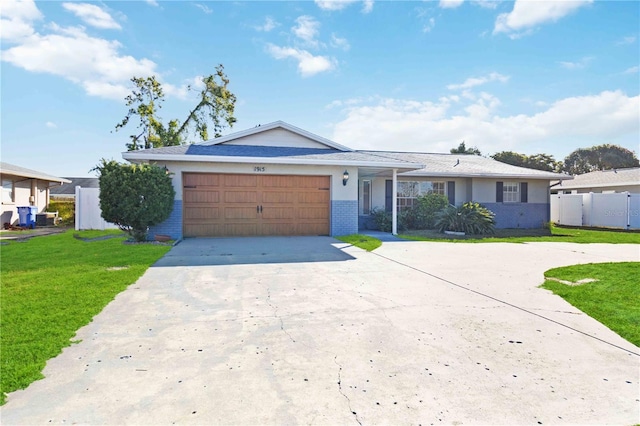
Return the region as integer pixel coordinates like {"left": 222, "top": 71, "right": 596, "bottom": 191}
{"left": 50, "top": 177, "right": 99, "bottom": 199}
{"left": 0, "top": 162, "right": 71, "bottom": 226}
{"left": 122, "top": 121, "right": 572, "bottom": 239}
{"left": 551, "top": 168, "right": 640, "bottom": 194}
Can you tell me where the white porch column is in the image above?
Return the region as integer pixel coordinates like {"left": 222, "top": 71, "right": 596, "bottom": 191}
{"left": 392, "top": 168, "right": 398, "bottom": 235}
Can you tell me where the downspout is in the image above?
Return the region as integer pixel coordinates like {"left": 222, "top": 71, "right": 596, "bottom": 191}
{"left": 392, "top": 168, "right": 398, "bottom": 235}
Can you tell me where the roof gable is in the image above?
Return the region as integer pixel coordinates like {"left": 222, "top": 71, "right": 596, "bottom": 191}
{"left": 0, "top": 162, "right": 71, "bottom": 184}
{"left": 198, "top": 121, "right": 353, "bottom": 151}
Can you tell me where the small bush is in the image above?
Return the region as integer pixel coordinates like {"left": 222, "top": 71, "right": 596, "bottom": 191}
{"left": 413, "top": 193, "right": 450, "bottom": 229}
{"left": 435, "top": 202, "right": 495, "bottom": 235}
{"left": 371, "top": 208, "right": 392, "bottom": 232}
{"left": 46, "top": 200, "right": 75, "bottom": 226}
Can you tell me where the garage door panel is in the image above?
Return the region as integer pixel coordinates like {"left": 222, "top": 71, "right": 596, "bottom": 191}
{"left": 262, "top": 207, "right": 295, "bottom": 219}
{"left": 261, "top": 176, "right": 296, "bottom": 188}
{"left": 224, "top": 207, "right": 258, "bottom": 219}
{"left": 184, "top": 207, "right": 220, "bottom": 220}
{"left": 184, "top": 190, "right": 220, "bottom": 203}
{"left": 262, "top": 191, "right": 295, "bottom": 203}
{"left": 184, "top": 174, "right": 220, "bottom": 187}
{"left": 184, "top": 173, "right": 330, "bottom": 237}
{"left": 224, "top": 191, "right": 258, "bottom": 203}
{"left": 225, "top": 175, "right": 257, "bottom": 187}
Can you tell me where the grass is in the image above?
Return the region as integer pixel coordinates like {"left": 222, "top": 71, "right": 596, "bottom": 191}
{"left": 401, "top": 224, "right": 640, "bottom": 244}
{"left": 541, "top": 262, "right": 640, "bottom": 346}
{"left": 0, "top": 230, "right": 171, "bottom": 405}
{"left": 336, "top": 234, "right": 382, "bottom": 251}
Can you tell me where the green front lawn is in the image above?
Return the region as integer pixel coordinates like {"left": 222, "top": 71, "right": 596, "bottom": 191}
{"left": 401, "top": 225, "right": 640, "bottom": 244}
{"left": 0, "top": 230, "right": 171, "bottom": 404}
{"left": 541, "top": 262, "right": 640, "bottom": 346}
{"left": 336, "top": 234, "right": 382, "bottom": 251}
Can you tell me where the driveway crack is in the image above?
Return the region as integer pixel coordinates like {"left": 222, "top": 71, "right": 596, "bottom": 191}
{"left": 333, "top": 356, "right": 363, "bottom": 425}
{"left": 266, "top": 285, "right": 296, "bottom": 343}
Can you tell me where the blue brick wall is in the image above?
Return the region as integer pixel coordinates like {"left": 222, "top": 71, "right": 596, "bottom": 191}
{"left": 484, "top": 202, "right": 549, "bottom": 229}
{"left": 332, "top": 200, "right": 358, "bottom": 236}
{"left": 148, "top": 200, "right": 182, "bottom": 241}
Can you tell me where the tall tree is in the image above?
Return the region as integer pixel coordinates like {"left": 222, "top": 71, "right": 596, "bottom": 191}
{"left": 450, "top": 141, "right": 481, "bottom": 156}
{"left": 115, "top": 64, "right": 236, "bottom": 150}
{"left": 492, "top": 151, "right": 561, "bottom": 172}
{"left": 562, "top": 144, "right": 639, "bottom": 175}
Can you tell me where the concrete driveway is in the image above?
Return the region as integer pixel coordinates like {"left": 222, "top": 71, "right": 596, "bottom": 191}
{"left": 2, "top": 237, "right": 639, "bottom": 425}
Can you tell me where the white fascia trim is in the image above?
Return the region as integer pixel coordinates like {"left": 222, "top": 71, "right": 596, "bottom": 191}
{"left": 559, "top": 182, "right": 637, "bottom": 189}
{"left": 197, "top": 120, "right": 354, "bottom": 152}
{"left": 402, "top": 172, "right": 574, "bottom": 180}
{"left": 122, "top": 153, "right": 422, "bottom": 169}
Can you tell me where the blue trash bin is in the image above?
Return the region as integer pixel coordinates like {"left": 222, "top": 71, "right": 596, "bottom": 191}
{"left": 17, "top": 206, "right": 38, "bottom": 228}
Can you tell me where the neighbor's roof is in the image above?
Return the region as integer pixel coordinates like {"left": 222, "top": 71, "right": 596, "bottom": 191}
{"left": 123, "top": 144, "right": 423, "bottom": 170}
{"left": 0, "top": 162, "right": 71, "bottom": 184}
{"left": 362, "top": 152, "right": 573, "bottom": 180}
{"left": 555, "top": 168, "right": 640, "bottom": 190}
{"left": 50, "top": 177, "right": 99, "bottom": 195}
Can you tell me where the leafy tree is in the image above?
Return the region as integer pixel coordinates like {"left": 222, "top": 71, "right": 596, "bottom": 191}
{"left": 450, "top": 141, "right": 481, "bottom": 156}
{"left": 492, "top": 151, "right": 561, "bottom": 172}
{"left": 562, "top": 144, "right": 639, "bottom": 175}
{"left": 95, "top": 160, "right": 176, "bottom": 241}
{"left": 115, "top": 64, "right": 237, "bottom": 150}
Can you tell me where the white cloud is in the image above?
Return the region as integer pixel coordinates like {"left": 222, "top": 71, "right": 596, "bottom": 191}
{"left": 616, "top": 35, "right": 637, "bottom": 45}
{"left": 255, "top": 16, "right": 278, "bottom": 32}
{"left": 439, "top": 0, "right": 464, "bottom": 9}
{"left": 472, "top": 0, "right": 499, "bottom": 9}
{"left": 331, "top": 33, "right": 350, "bottom": 51}
{"left": 0, "top": 0, "right": 43, "bottom": 43}
{"left": 193, "top": 3, "right": 213, "bottom": 14}
{"left": 145, "top": 0, "right": 159, "bottom": 6}
{"left": 62, "top": 3, "right": 121, "bottom": 30}
{"left": 494, "top": 0, "right": 592, "bottom": 38}
{"left": 45, "top": 121, "right": 57, "bottom": 128}
{"left": 423, "top": 17, "right": 435, "bottom": 33}
{"left": 622, "top": 66, "right": 639, "bottom": 75}
{"left": 2, "top": 23, "right": 157, "bottom": 100}
{"left": 266, "top": 44, "right": 335, "bottom": 77}
{"left": 447, "top": 72, "right": 509, "bottom": 90}
{"left": 559, "top": 56, "right": 594, "bottom": 70}
{"left": 315, "top": 0, "right": 373, "bottom": 13}
{"left": 328, "top": 90, "right": 638, "bottom": 157}
{"left": 292, "top": 15, "right": 320, "bottom": 47}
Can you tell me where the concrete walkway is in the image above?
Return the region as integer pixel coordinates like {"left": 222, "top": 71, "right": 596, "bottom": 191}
{"left": 2, "top": 238, "right": 638, "bottom": 425}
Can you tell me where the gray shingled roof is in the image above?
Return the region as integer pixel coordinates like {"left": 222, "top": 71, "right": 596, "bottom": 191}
{"left": 556, "top": 168, "right": 640, "bottom": 190}
{"left": 362, "top": 152, "right": 571, "bottom": 180}
{"left": 0, "top": 162, "right": 71, "bottom": 183}
{"left": 50, "top": 177, "right": 99, "bottom": 195}
{"left": 124, "top": 144, "right": 421, "bottom": 166}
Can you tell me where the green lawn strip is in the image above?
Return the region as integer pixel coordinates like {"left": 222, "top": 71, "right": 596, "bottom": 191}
{"left": 541, "top": 262, "right": 640, "bottom": 347}
{"left": 0, "top": 230, "right": 171, "bottom": 405}
{"left": 336, "top": 234, "right": 382, "bottom": 251}
{"left": 401, "top": 225, "right": 640, "bottom": 244}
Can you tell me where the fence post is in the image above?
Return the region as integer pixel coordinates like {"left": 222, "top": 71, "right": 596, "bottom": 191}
{"left": 75, "top": 186, "right": 80, "bottom": 231}
{"left": 627, "top": 192, "right": 631, "bottom": 230}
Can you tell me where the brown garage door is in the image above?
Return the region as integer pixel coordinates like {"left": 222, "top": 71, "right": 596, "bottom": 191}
{"left": 183, "top": 173, "right": 330, "bottom": 237}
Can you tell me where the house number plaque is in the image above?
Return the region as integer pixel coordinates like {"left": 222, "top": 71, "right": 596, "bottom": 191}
{"left": 253, "top": 166, "right": 266, "bottom": 172}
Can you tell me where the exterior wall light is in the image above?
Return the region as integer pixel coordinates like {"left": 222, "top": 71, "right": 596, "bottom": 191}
{"left": 343, "top": 170, "right": 349, "bottom": 186}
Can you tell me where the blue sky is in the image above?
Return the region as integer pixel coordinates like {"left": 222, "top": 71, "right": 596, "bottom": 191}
{"left": 2, "top": 0, "right": 638, "bottom": 177}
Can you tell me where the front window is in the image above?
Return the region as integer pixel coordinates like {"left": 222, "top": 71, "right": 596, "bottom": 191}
{"left": 397, "top": 181, "right": 445, "bottom": 210}
{"left": 2, "top": 180, "right": 14, "bottom": 203}
{"left": 362, "top": 180, "right": 372, "bottom": 215}
{"left": 503, "top": 182, "right": 519, "bottom": 203}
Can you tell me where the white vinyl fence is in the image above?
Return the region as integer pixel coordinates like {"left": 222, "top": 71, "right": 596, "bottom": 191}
{"left": 75, "top": 186, "right": 119, "bottom": 231}
{"left": 551, "top": 192, "right": 640, "bottom": 230}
